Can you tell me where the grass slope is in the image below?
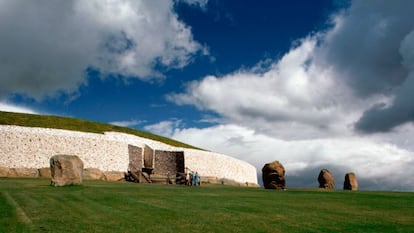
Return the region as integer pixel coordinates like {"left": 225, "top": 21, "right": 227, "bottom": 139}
{"left": 1, "top": 178, "right": 413, "bottom": 233}
{"left": 0, "top": 111, "right": 200, "bottom": 150}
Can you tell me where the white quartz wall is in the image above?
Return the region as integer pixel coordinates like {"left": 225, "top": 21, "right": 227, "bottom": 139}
{"left": 0, "top": 125, "right": 258, "bottom": 184}
{"left": 183, "top": 149, "right": 258, "bottom": 184}
{"left": 0, "top": 126, "right": 130, "bottom": 171}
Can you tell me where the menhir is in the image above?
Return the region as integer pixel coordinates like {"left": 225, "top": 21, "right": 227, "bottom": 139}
{"left": 262, "top": 160, "right": 286, "bottom": 190}
{"left": 318, "top": 169, "right": 335, "bottom": 190}
{"left": 343, "top": 172, "right": 358, "bottom": 191}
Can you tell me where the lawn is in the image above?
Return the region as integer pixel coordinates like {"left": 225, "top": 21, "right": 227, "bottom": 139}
{"left": 0, "top": 178, "right": 413, "bottom": 233}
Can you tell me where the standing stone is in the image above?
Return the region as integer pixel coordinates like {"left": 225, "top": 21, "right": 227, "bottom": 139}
{"left": 318, "top": 169, "right": 335, "bottom": 189}
{"left": 50, "top": 155, "right": 84, "bottom": 187}
{"left": 262, "top": 160, "right": 286, "bottom": 190}
{"left": 343, "top": 172, "right": 358, "bottom": 191}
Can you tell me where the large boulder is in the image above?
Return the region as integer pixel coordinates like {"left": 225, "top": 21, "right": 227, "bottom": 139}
{"left": 175, "top": 172, "right": 186, "bottom": 185}
{"left": 0, "top": 167, "right": 9, "bottom": 177}
{"left": 9, "top": 168, "right": 39, "bottom": 177}
{"left": 83, "top": 168, "right": 105, "bottom": 180}
{"left": 50, "top": 155, "right": 84, "bottom": 187}
{"left": 318, "top": 169, "right": 335, "bottom": 189}
{"left": 38, "top": 167, "right": 52, "bottom": 178}
{"left": 343, "top": 172, "right": 358, "bottom": 191}
{"left": 262, "top": 161, "right": 286, "bottom": 190}
{"left": 103, "top": 171, "right": 125, "bottom": 181}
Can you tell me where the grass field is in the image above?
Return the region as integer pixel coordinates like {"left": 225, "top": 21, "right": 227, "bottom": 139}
{"left": 0, "top": 178, "right": 413, "bottom": 233}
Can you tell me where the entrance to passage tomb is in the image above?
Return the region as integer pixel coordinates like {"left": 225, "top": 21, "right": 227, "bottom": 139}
{"left": 127, "top": 145, "right": 184, "bottom": 183}
{"left": 127, "top": 144, "right": 152, "bottom": 183}
{"left": 173, "top": 152, "right": 185, "bottom": 174}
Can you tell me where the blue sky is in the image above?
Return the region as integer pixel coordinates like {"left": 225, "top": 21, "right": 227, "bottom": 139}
{"left": 1, "top": 0, "right": 414, "bottom": 190}
{"left": 3, "top": 0, "right": 340, "bottom": 126}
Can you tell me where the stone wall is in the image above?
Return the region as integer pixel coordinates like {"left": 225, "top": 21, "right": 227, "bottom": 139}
{"left": 0, "top": 125, "right": 130, "bottom": 171}
{"left": 0, "top": 125, "right": 258, "bottom": 184}
{"left": 183, "top": 148, "right": 258, "bottom": 185}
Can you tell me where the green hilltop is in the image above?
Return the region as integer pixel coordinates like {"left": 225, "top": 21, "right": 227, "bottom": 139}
{"left": 0, "top": 111, "right": 200, "bottom": 150}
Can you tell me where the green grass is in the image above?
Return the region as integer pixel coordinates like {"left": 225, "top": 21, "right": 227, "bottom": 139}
{"left": 1, "top": 178, "right": 413, "bottom": 233}
{"left": 0, "top": 111, "right": 200, "bottom": 149}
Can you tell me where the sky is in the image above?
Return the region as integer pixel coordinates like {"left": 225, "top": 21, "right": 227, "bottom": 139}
{"left": 1, "top": 0, "right": 414, "bottom": 190}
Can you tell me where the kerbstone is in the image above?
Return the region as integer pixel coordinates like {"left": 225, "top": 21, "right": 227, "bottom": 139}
{"left": 50, "top": 155, "right": 84, "bottom": 187}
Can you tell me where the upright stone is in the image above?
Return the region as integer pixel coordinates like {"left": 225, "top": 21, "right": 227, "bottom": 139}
{"left": 318, "top": 169, "right": 335, "bottom": 189}
{"left": 262, "top": 160, "right": 286, "bottom": 190}
{"left": 50, "top": 155, "right": 84, "bottom": 187}
{"left": 343, "top": 172, "right": 358, "bottom": 191}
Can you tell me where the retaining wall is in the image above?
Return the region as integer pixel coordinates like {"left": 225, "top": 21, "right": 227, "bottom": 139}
{"left": 0, "top": 125, "right": 258, "bottom": 184}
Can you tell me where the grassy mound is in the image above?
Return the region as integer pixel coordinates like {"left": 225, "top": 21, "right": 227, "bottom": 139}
{"left": 0, "top": 111, "right": 200, "bottom": 149}
{"left": 0, "top": 178, "right": 413, "bottom": 233}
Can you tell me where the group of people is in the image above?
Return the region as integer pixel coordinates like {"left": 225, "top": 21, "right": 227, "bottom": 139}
{"left": 186, "top": 170, "right": 200, "bottom": 186}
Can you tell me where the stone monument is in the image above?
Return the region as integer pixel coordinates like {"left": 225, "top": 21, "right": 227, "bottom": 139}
{"left": 262, "top": 160, "right": 286, "bottom": 190}
{"left": 318, "top": 169, "right": 335, "bottom": 189}
{"left": 50, "top": 154, "right": 84, "bottom": 187}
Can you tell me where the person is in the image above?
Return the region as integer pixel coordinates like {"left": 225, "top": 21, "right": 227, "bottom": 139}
{"left": 189, "top": 171, "right": 194, "bottom": 186}
{"left": 193, "top": 172, "right": 199, "bottom": 186}
{"left": 186, "top": 172, "right": 190, "bottom": 186}
{"left": 166, "top": 173, "right": 172, "bottom": 185}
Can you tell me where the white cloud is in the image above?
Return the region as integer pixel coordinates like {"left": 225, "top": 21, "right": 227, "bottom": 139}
{"left": 168, "top": 37, "right": 386, "bottom": 139}
{"left": 109, "top": 120, "right": 143, "bottom": 128}
{"left": 0, "top": 0, "right": 205, "bottom": 99}
{"left": 177, "top": 0, "right": 208, "bottom": 8}
{"left": 171, "top": 124, "right": 414, "bottom": 190}
{"left": 144, "top": 120, "right": 183, "bottom": 137}
{"left": 166, "top": 0, "right": 414, "bottom": 190}
{"left": 314, "top": 0, "right": 414, "bottom": 132}
{"left": 0, "top": 102, "right": 39, "bottom": 114}
{"left": 168, "top": 0, "right": 414, "bottom": 136}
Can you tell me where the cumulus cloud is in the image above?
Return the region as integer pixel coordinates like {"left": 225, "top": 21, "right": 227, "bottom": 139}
{"left": 109, "top": 120, "right": 144, "bottom": 128}
{"left": 0, "top": 0, "right": 205, "bottom": 99}
{"left": 355, "top": 74, "right": 414, "bottom": 132}
{"left": 164, "top": 0, "right": 414, "bottom": 190}
{"left": 169, "top": 0, "right": 414, "bottom": 135}
{"left": 171, "top": 124, "right": 414, "bottom": 191}
{"left": 355, "top": 30, "right": 414, "bottom": 132}
{"left": 167, "top": 37, "right": 382, "bottom": 139}
{"left": 314, "top": 0, "right": 414, "bottom": 132}
{"left": 143, "top": 119, "right": 183, "bottom": 137}
{"left": 0, "top": 102, "right": 39, "bottom": 114}
{"left": 177, "top": 0, "right": 208, "bottom": 8}
{"left": 317, "top": 0, "right": 414, "bottom": 96}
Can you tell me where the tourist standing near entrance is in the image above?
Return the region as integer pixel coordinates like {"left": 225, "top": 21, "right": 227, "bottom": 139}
{"left": 186, "top": 172, "right": 190, "bottom": 186}
{"left": 189, "top": 171, "right": 194, "bottom": 186}
{"left": 193, "top": 172, "right": 199, "bottom": 186}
